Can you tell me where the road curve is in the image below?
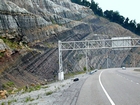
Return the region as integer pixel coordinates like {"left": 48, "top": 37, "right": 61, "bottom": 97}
{"left": 76, "top": 68, "right": 140, "bottom": 105}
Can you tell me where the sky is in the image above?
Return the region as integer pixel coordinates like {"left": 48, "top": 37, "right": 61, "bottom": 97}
{"left": 87, "top": 0, "right": 140, "bottom": 23}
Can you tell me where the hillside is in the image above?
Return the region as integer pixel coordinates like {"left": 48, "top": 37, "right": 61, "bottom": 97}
{"left": 0, "top": 0, "right": 140, "bottom": 89}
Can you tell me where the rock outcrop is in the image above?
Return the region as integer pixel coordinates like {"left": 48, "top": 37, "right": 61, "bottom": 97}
{"left": 0, "top": 90, "right": 8, "bottom": 99}
{"left": 0, "top": 0, "right": 139, "bottom": 88}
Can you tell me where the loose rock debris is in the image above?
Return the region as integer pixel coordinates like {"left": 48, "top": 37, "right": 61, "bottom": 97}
{"left": 0, "top": 90, "right": 8, "bottom": 99}
{"left": 73, "top": 78, "right": 79, "bottom": 82}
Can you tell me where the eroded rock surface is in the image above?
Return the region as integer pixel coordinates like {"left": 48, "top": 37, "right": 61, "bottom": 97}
{"left": 0, "top": 0, "right": 139, "bottom": 88}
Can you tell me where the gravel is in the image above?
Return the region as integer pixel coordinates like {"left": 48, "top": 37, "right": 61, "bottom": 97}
{"left": 0, "top": 73, "right": 89, "bottom": 105}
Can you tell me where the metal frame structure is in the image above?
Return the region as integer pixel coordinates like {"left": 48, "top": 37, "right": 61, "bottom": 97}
{"left": 58, "top": 37, "right": 140, "bottom": 80}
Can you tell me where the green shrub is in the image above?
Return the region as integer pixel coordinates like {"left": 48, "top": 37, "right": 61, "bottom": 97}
{"left": 25, "top": 96, "right": 34, "bottom": 102}
{"left": 83, "top": 67, "right": 87, "bottom": 71}
{"left": 6, "top": 81, "right": 14, "bottom": 87}
{"left": 46, "top": 91, "right": 53, "bottom": 96}
{"left": 1, "top": 102, "right": 5, "bottom": 105}
{"left": 8, "top": 99, "right": 17, "bottom": 105}
{"left": 34, "top": 85, "right": 41, "bottom": 90}
{"left": 0, "top": 37, "right": 22, "bottom": 49}
{"left": 0, "top": 52, "right": 4, "bottom": 58}
{"left": 2, "top": 81, "right": 15, "bottom": 89}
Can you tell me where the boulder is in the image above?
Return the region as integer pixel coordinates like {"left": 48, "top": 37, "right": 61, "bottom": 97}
{"left": 0, "top": 39, "right": 7, "bottom": 52}
{"left": 0, "top": 90, "right": 8, "bottom": 99}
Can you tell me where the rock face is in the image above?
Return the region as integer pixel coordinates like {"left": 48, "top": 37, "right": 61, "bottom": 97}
{"left": 0, "top": 0, "right": 139, "bottom": 88}
{"left": 0, "top": 39, "right": 8, "bottom": 52}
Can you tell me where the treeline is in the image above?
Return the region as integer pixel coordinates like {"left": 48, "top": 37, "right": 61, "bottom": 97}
{"left": 71, "top": 0, "right": 140, "bottom": 35}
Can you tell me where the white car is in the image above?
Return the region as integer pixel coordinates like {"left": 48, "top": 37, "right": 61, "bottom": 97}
{"left": 122, "top": 67, "right": 126, "bottom": 70}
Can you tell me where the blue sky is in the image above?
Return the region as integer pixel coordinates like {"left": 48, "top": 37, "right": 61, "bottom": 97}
{"left": 87, "top": 0, "right": 140, "bottom": 23}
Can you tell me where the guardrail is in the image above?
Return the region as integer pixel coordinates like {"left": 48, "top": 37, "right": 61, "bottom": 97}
{"left": 89, "top": 69, "right": 98, "bottom": 74}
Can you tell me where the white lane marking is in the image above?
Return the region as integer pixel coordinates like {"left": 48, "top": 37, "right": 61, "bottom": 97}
{"left": 99, "top": 71, "right": 115, "bottom": 105}
{"left": 116, "top": 73, "right": 139, "bottom": 85}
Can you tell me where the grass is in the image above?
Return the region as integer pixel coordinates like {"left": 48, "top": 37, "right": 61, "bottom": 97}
{"left": 1, "top": 102, "right": 5, "bottom": 105}
{"left": 65, "top": 71, "right": 85, "bottom": 79}
{"left": 83, "top": 67, "right": 87, "bottom": 72}
{"left": 42, "top": 85, "right": 49, "bottom": 89}
{"left": 25, "top": 96, "right": 34, "bottom": 102}
{"left": 24, "top": 84, "right": 41, "bottom": 93}
{"left": 0, "top": 100, "right": 17, "bottom": 105}
{"left": 46, "top": 91, "right": 53, "bottom": 96}
{"left": 43, "top": 42, "right": 56, "bottom": 48}
{"left": 36, "top": 95, "right": 40, "bottom": 99}
{"left": 62, "top": 85, "right": 65, "bottom": 87}
{"left": 33, "top": 85, "right": 41, "bottom": 91}
{"left": 0, "top": 37, "right": 22, "bottom": 49}
{"left": 0, "top": 84, "right": 48, "bottom": 105}
{"left": 2, "top": 84, "right": 43, "bottom": 97}
{"left": 6, "top": 81, "right": 14, "bottom": 87}
{"left": 0, "top": 52, "right": 4, "bottom": 58}
{"left": 57, "top": 87, "right": 60, "bottom": 90}
{"left": 8, "top": 99, "right": 17, "bottom": 105}
{"left": 2, "top": 81, "right": 15, "bottom": 89}
{"left": 134, "top": 69, "right": 140, "bottom": 72}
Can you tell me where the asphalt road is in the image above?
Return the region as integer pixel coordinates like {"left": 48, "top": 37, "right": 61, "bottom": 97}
{"left": 76, "top": 68, "right": 140, "bottom": 105}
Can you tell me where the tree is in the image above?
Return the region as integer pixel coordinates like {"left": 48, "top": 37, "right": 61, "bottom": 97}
{"left": 96, "top": 7, "right": 103, "bottom": 16}
{"left": 90, "top": 0, "right": 98, "bottom": 13}
{"left": 136, "top": 23, "right": 140, "bottom": 35}
{"left": 112, "top": 11, "right": 125, "bottom": 25}
{"left": 71, "top": 0, "right": 140, "bottom": 36}
{"left": 104, "top": 10, "right": 114, "bottom": 21}
{"left": 112, "top": 11, "right": 120, "bottom": 22}
{"left": 82, "top": 0, "right": 90, "bottom": 7}
{"left": 71, "top": 0, "right": 82, "bottom": 4}
{"left": 90, "top": 0, "right": 103, "bottom": 16}
{"left": 129, "top": 20, "right": 137, "bottom": 32}
{"left": 123, "top": 17, "right": 129, "bottom": 28}
{"left": 119, "top": 16, "right": 125, "bottom": 25}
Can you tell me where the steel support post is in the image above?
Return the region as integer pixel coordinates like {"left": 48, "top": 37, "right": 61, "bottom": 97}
{"left": 85, "top": 40, "right": 88, "bottom": 73}
{"left": 58, "top": 41, "right": 64, "bottom": 80}
{"left": 107, "top": 54, "right": 108, "bottom": 68}
{"left": 86, "top": 49, "right": 88, "bottom": 73}
{"left": 134, "top": 53, "right": 136, "bottom": 67}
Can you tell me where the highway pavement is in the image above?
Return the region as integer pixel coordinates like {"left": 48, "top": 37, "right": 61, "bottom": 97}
{"left": 76, "top": 68, "right": 140, "bottom": 105}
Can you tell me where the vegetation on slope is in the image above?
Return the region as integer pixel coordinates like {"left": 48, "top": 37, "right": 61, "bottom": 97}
{"left": 71, "top": 0, "right": 140, "bottom": 35}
